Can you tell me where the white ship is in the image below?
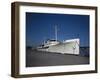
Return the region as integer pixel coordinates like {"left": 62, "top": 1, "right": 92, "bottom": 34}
{"left": 37, "top": 26, "right": 80, "bottom": 55}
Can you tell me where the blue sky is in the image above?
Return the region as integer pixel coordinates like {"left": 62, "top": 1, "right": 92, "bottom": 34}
{"left": 26, "top": 12, "right": 89, "bottom": 47}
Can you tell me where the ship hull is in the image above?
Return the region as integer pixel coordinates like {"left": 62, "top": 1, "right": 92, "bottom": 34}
{"left": 37, "top": 39, "right": 79, "bottom": 55}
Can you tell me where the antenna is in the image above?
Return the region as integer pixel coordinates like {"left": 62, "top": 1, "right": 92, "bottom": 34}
{"left": 43, "top": 37, "right": 46, "bottom": 45}
{"left": 55, "top": 25, "right": 57, "bottom": 41}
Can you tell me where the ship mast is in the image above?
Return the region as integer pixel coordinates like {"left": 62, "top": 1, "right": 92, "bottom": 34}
{"left": 55, "top": 25, "right": 57, "bottom": 41}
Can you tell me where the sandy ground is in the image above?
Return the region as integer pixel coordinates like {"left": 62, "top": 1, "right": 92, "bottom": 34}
{"left": 26, "top": 49, "right": 89, "bottom": 67}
